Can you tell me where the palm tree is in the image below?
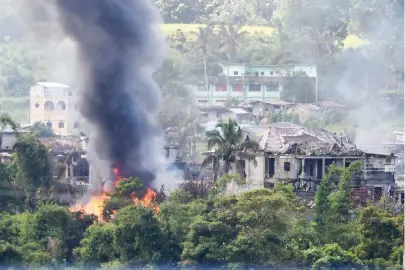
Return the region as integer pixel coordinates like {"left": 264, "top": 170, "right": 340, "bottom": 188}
{"left": 190, "top": 23, "right": 216, "bottom": 102}
{"left": 201, "top": 119, "right": 259, "bottom": 180}
{"left": 218, "top": 23, "right": 247, "bottom": 99}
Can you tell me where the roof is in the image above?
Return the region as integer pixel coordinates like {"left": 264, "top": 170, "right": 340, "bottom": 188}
{"left": 227, "top": 108, "right": 250, "bottom": 114}
{"left": 292, "top": 103, "right": 321, "bottom": 111}
{"left": 40, "top": 138, "right": 82, "bottom": 152}
{"left": 314, "top": 101, "right": 345, "bottom": 108}
{"left": 244, "top": 122, "right": 363, "bottom": 156}
{"left": 250, "top": 100, "right": 294, "bottom": 106}
{"left": 37, "top": 82, "right": 70, "bottom": 88}
{"left": 1, "top": 126, "right": 30, "bottom": 133}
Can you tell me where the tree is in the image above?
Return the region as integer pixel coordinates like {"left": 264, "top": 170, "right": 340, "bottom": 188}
{"left": 202, "top": 119, "right": 259, "bottom": 180}
{"left": 113, "top": 205, "right": 170, "bottom": 265}
{"left": 218, "top": 23, "right": 247, "bottom": 61}
{"left": 190, "top": 23, "right": 216, "bottom": 97}
{"left": 30, "top": 121, "right": 55, "bottom": 138}
{"left": 11, "top": 133, "right": 51, "bottom": 209}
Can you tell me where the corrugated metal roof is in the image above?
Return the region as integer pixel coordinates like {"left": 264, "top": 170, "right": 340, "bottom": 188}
{"left": 227, "top": 108, "right": 250, "bottom": 114}
{"left": 37, "top": 82, "right": 70, "bottom": 88}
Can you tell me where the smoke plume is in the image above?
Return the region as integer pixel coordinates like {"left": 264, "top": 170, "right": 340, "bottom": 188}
{"left": 45, "top": 0, "right": 166, "bottom": 189}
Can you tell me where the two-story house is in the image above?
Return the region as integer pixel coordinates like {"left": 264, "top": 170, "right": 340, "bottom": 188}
{"left": 193, "top": 64, "right": 317, "bottom": 106}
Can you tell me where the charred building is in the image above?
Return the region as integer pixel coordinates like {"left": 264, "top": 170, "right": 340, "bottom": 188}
{"left": 235, "top": 122, "right": 398, "bottom": 201}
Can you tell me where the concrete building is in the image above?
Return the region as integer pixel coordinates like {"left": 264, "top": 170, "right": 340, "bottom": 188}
{"left": 198, "top": 107, "right": 252, "bottom": 124}
{"left": 193, "top": 64, "right": 317, "bottom": 106}
{"left": 0, "top": 126, "right": 30, "bottom": 151}
{"left": 218, "top": 122, "right": 397, "bottom": 202}
{"left": 251, "top": 100, "right": 294, "bottom": 119}
{"left": 29, "top": 82, "right": 81, "bottom": 136}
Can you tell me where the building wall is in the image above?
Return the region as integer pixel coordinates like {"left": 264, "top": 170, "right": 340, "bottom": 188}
{"left": 1, "top": 133, "right": 17, "bottom": 150}
{"left": 30, "top": 84, "right": 81, "bottom": 136}
{"left": 273, "top": 156, "right": 300, "bottom": 180}
{"left": 246, "top": 155, "right": 265, "bottom": 185}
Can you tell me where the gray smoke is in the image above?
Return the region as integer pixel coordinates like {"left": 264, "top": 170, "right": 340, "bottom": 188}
{"left": 51, "top": 0, "right": 166, "bottom": 187}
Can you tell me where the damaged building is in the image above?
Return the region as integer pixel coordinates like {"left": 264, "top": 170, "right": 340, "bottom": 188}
{"left": 239, "top": 122, "right": 399, "bottom": 202}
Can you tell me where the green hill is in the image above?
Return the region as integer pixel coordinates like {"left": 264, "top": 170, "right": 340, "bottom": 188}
{"left": 160, "top": 24, "right": 367, "bottom": 49}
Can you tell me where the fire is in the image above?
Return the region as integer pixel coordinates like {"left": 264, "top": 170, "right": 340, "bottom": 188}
{"left": 70, "top": 192, "right": 109, "bottom": 221}
{"left": 70, "top": 167, "right": 159, "bottom": 220}
{"left": 132, "top": 188, "right": 160, "bottom": 213}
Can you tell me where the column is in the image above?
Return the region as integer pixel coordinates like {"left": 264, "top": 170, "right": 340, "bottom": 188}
{"left": 300, "top": 159, "right": 305, "bottom": 177}
{"left": 322, "top": 158, "right": 326, "bottom": 177}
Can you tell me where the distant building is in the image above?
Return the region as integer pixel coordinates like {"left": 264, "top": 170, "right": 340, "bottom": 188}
{"left": 193, "top": 63, "right": 317, "bottom": 106}
{"left": 0, "top": 126, "right": 30, "bottom": 151}
{"left": 29, "top": 82, "right": 81, "bottom": 136}
{"left": 198, "top": 106, "right": 252, "bottom": 123}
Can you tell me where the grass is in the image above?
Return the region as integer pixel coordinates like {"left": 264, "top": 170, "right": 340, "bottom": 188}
{"left": 160, "top": 24, "right": 366, "bottom": 49}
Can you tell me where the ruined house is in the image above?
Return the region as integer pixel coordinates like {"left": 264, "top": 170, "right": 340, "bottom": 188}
{"left": 238, "top": 122, "right": 398, "bottom": 201}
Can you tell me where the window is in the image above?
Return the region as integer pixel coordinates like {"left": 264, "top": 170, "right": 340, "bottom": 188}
{"left": 74, "top": 121, "right": 79, "bottom": 128}
{"left": 67, "top": 91, "right": 73, "bottom": 96}
{"left": 233, "top": 71, "right": 239, "bottom": 75}
{"left": 245, "top": 72, "right": 250, "bottom": 75}
{"left": 266, "top": 83, "right": 279, "bottom": 92}
{"left": 58, "top": 121, "right": 64, "bottom": 128}
{"left": 46, "top": 121, "right": 52, "bottom": 128}
{"left": 34, "top": 103, "right": 39, "bottom": 108}
{"left": 216, "top": 111, "right": 222, "bottom": 118}
{"left": 232, "top": 85, "right": 243, "bottom": 92}
{"left": 261, "top": 72, "right": 264, "bottom": 75}
{"left": 254, "top": 72, "right": 259, "bottom": 76}
{"left": 215, "top": 84, "right": 226, "bottom": 92}
{"left": 44, "top": 101, "right": 55, "bottom": 111}
{"left": 197, "top": 100, "right": 208, "bottom": 104}
{"left": 57, "top": 101, "right": 66, "bottom": 111}
{"left": 249, "top": 84, "right": 261, "bottom": 92}
{"left": 284, "top": 162, "right": 291, "bottom": 171}
{"left": 270, "top": 71, "right": 274, "bottom": 75}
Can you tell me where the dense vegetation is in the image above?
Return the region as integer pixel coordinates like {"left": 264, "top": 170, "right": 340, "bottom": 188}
{"left": 0, "top": 117, "right": 402, "bottom": 269}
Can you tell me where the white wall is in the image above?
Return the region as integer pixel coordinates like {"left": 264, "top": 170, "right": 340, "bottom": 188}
{"left": 1, "top": 133, "right": 17, "bottom": 150}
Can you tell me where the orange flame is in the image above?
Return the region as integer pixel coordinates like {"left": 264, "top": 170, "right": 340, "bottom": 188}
{"left": 70, "top": 192, "right": 109, "bottom": 221}
{"left": 70, "top": 167, "right": 159, "bottom": 220}
{"left": 132, "top": 188, "right": 160, "bottom": 213}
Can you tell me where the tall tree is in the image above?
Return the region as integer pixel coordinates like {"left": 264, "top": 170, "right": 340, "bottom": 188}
{"left": 201, "top": 119, "right": 259, "bottom": 180}
{"left": 190, "top": 23, "right": 216, "bottom": 99}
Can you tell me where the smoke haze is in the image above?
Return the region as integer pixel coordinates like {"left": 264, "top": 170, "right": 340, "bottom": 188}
{"left": 25, "top": 0, "right": 168, "bottom": 191}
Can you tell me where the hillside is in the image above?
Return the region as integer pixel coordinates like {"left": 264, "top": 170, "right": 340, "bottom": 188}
{"left": 160, "top": 24, "right": 367, "bottom": 49}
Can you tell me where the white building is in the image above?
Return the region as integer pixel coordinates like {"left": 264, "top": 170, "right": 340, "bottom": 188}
{"left": 29, "top": 82, "right": 81, "bottom": 136}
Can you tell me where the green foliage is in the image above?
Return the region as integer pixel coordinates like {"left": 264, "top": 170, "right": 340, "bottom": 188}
{"left": 30, "top": 122, "right": 55, "bottom": 138}
{"left": 202, "top": 119, "right": 259, "bottom": 179}
{"left": 11, "top": 133, "right": 51, "bottom": 191}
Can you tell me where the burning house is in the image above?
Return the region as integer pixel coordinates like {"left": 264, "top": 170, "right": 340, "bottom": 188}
{"left": 233, "top": 122, "right": 398, "bottom": 202}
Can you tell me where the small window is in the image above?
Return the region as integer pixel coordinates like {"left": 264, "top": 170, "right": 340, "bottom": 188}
{"left": 245, "top": 72, "right": 250, "bottom": 75}
{"left": 58, "top": 121, "right": 64, "bottom": 128}
{"left": 254, "top": 72, "right": 259, "bottom": 76}
{"left": 68, "top": 91, "right": 73, "bottom": 96}
{"left": 233, "top": 71, "right": 239, "bottom": 75}
{"left": 284, "top": 162, "right": 291, "bottom": 171}
{"left": 34, "top": 103, "right": 39, "bottom": 108}
{"left": 270, "top": 71, "right": 274, "bottom": 75}
{"left": 261, "top": 72, "right": 264, "bottom": 75}
{"left": 46, "top": 121, "right": 52, "bottom": 128}
{"left": 74, "top": 121, "right": 79, "bottom": 128}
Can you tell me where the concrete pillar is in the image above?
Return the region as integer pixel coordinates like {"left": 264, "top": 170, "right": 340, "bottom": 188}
{"left": 343, "top": 157, "right": 346, "bottom": 168}
{"left": 301, "top": 159, "right": 305, "bottom": 177}
{"left": 322, "top": 158, "right": 326, "bottom": 177}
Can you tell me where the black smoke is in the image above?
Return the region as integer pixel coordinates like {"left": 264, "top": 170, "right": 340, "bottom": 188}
{"left": 53, "top": 0, "right": 165, "bottom": 187}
